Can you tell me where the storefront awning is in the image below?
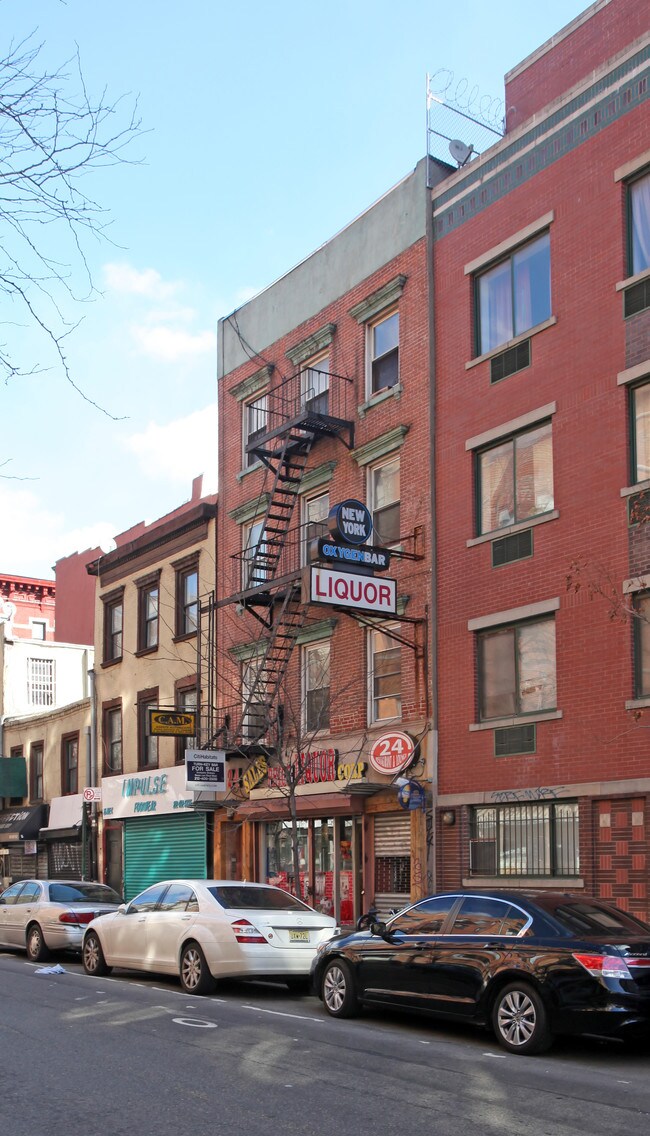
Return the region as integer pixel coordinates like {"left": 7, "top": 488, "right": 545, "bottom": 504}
{"left": 40, "top": 793, "right": 84, "bottom": 841}
{"left": 235, "top": 792, "right": 367, "bottom": 821}
{"left": 0, "top": 803, "right": 48, "bottom": 843}
{"left": 0, "top": 756, "right": 28, "bottom": 799}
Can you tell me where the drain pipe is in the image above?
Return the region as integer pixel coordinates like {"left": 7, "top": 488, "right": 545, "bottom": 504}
{"left": 425, "top": 156, "right": 440, "bottom": 892}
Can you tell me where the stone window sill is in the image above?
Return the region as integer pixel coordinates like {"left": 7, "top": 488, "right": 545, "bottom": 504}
{"left": 358, "top": 382, "right": 403, "bottom": 418}
{"left": 469, "top": 710, "right": 562, "bottom": 732}
{"left": 467, "top": 510, "right": 558, "bottom": 548}
{"left": 465, "top": 316, "right": 557, "bottom": 371}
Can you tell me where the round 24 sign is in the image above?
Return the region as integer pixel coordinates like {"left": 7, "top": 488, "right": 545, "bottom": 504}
{"left": 369, "top": 731, "right": 415, "bottom": 776}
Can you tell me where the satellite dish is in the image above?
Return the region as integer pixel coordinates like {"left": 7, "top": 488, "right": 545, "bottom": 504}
{"left": 449, "top": 139, "right": 474, "bottom": 167}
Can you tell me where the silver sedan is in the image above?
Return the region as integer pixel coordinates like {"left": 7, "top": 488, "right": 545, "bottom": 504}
{"left": 0, "top": 879, "right": 122, "bottom": 960}
{"left": 82, "top": 879, "right": 338, "bottom": 994}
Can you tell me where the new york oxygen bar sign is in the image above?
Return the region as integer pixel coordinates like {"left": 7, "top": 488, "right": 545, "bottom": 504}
{"left": 308, "top": 498, "right": 397, "bottom": 616}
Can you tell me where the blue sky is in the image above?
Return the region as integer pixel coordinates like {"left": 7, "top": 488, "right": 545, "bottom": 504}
{"left": 1, "top": 0, "right": 589, "bottom": 578}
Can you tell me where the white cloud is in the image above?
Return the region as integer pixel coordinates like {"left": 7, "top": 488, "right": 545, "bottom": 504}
{"left": 131, "top": 324, "right": 216, "bottom": 361}
{"left": 123, "top": 405, "right": 218, "bottom": 492}
{"left": 0, "top": 485, "right": 116, "bottom": 578}
{"left": 103, "top": 261, "right": 180, "bottom": 300}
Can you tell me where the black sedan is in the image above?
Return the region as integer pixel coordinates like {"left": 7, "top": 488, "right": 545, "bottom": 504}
{"left": 310, "top": 890, "right": 650, "bottom": 1054}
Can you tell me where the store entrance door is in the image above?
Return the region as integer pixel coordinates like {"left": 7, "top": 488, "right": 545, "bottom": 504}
{"left": 264, "top": 816, "right": 362, "bottom": 928}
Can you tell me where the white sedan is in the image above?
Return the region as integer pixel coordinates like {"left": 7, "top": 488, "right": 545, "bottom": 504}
{"left": 82, "top": 879, "right": 338, "bottom": 995}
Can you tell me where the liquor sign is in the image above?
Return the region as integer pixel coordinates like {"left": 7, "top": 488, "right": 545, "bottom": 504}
{"left": 185, "top": 750, "right": 226, "bottom": 792}
{"left": 149, "top": 709, "right": 197, "bottom": 737}
{"left": 309, "top": 566, "right": 396, "bottom": 615}
{"left": 369, "top": 731, "right": 416, "bottom": 776}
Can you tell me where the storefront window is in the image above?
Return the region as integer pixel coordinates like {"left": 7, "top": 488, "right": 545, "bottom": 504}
{"left": 262, "top": 815, "right": 360, "bottom": 926}
{"left": 265, "top": 819, "right": 309, "bottom": 900}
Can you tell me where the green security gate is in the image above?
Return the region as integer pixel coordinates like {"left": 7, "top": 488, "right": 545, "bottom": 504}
{"left": 123, "top": 813, "right": 207, "bottom": 901}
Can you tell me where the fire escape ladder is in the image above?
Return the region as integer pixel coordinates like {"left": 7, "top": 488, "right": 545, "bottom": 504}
{"left": 239, "top": 586, "right": 306, "bottom": 745}
{"left": 245, "top": 430, "right": 315, "bottom": 590}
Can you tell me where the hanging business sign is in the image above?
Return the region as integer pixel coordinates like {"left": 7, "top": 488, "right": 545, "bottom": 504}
{"left": 185, "top": 751, "right": 226, "bottom": 792}
{"left": 369, "top": 731, "right": 416, "bottom": 776}
{"left": 317, "top": 538, "right": 390, "bottom": 572}
{"left": 149, "top": 709, "right": 197, "bottom": 737}
{"left": 309, "top": 566, "right": 396, "bottom": 615}
{"left": 328, "top": 499, "right": 373, "bottom": 545}
{"left": 398, "top": 781, "right": 426, "bottom": 811}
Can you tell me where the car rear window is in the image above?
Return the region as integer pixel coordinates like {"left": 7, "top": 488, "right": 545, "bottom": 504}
{"left": 208, "top": 886, "right": 311, "bottom": 911}
{"left": 48, "top": 883, "right": 122, "bottom": 904}
{"left": 552, "top": 901, "right": 650, "bottom": 935}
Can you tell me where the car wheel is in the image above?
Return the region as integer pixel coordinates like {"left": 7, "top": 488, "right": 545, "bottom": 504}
{"left": 180, "top": 942, "right": 215, "bottom": 995}
{"left": 322, "top": 959, "right": 359, "bottom": 1018}
{"left": 26, "top": 924, "right": 50, "bottom": 962}
{"left": 285, "top": 977, "right": 312, "bottom": 996}
{"left": 492, "top": 981, "right": 553, "bottom": 1055}
{"left": 82, "top": 932, "right": 112, "bottom": 977}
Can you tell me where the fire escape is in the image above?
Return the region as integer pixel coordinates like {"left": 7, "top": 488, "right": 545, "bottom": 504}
{"left": 215, "top": 368, "right": 355, "bottom": 752}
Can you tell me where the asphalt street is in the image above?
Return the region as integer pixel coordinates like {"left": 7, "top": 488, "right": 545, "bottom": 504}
{"left": 1, "top": 950, "right": 649, "bottom": 1136}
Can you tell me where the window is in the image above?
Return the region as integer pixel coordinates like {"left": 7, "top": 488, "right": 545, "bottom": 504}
{"left": 242, "top": 658, "right": 266, "bottom": 742}
{"left": 634, "top": 593, "right": 650, "bottom": 697}
{"left": 369, "top": 458, "right": 400, "bottom": 546}
{"left": 138, "top": 581, "right": 159, "bottom": 652}
{"left": 471, "top": 801, "right": 579, "bottom": 878}
{"left": 27, "top": 657, "right": 55, "bottom": 707}
{"left": 303, "top": 642, "right": 330, "bottom": 733}
{"left": 631, "top": 383, "right": 650, "bottom": 483}
{"left": 478, "top": 422, "right": 554, "bottom": 534}
{"left": 369, "top": 309, "right": 399, "bottom": 394}
{"left": 630, "top": 171, "right": 650, "bottom": 275}
{"left": 301, "top": 352, "right": 330, "bottom": 415}
{"left": 369, "top": 625, "right": 401, "bottom": 723}
{"left": 62, "top": 734, "right": 79, "bottom": 795}
{"left": 478, "top": 617, "right": 556, "bottom": 720}
{"left": 137, "top": 689, "right": 159, "bottom": 770}
{"left": 103, "top": 594, "right": 123, "bottom": 663}
{"left": 31, "top": 620, "right": 47, "bottom": 640}
{"left": 244, "top": 394, "right": 268, "bottom": 467}
{"left": 176, "top": 564, "right": 198, "bottom": 637}
{"left": 159, "top": 883, "right": 199, "bottom": 912}
{"left": 103, "top": 704, "right": 122, "bottom": 775}
{"left": 30, "top": 742, "right": 43, "bottom": 801}
{"left": 477, "top": 232, "right": 551, "bottom": 355}
{"left": 243, "top": 518, "right": 268, "bottom": 587}
{"left": 391, "top": 896, "right": 454, "bottom": 935}
{"left": 128, "top": 883, "right": 168, "bottom": 913}
{"left": 302, "top": 491, "right": 329, "bottom": 564}
{"left": 175, "top": 683, "right": 198, "bottom": 765}
{"left": 449, "top": 896, "right": 529, "bottom": 936}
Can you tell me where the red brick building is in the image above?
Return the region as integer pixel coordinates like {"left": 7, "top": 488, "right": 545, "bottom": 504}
{"left": 432, "top": 0, "right": 650, "bottom": 916}
{"left": 215, "top": 158, "right": 447, "bottom": 923}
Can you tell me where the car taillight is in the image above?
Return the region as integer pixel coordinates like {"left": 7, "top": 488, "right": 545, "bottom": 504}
{"left": 231, "top": 918, "right": 266, "bottom": 944}
{"left": 572, "top": 953, "right": 633, "bottom": 980}
{"left": 58, "top": 912, "right": 96, "bottom": 925}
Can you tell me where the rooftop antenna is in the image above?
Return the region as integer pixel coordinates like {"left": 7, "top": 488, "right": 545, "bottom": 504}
{"left": 448, "top": 139, "right": 474, "bottom": 167}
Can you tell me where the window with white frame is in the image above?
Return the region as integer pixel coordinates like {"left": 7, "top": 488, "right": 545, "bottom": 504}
{"left": 477, "top": 616, "right": 556, "bottom": 721}
{"left": 243, "top": 394, "right": 268, "bottom": 468}
{"left": 630, "top": 171, "right": 650, "bottom": 276}
{"left": 301, "top": 352, "right": 330, "bottom": 415}
{"left": 369, "top": 309, "right": 399, "bottom": 395}
{"left": 302, "top": 491, "right": 329, "bottom": 565}
{"left": 631, "top": 382, "right": 650, "bottom": 483}
{"left": 369, "top": 457, "right": 400, "bottom": 546}
{"left": 31, "top": 620, "right": 47, "bottom": 640}
{"left": 477, "top": 422, "right": 554, "bottom": 534}
{"left": 369, "top": 625, "right": 401, "bottom": 723}
{"left": 476, "top": 232, "right": 551, "bottom": 355}
{"left": 243, "top": 517, "right": 268, "bottom": 587}
{"left": 303, "top": 642, "right": 330, "bottom": 733}
{"left": 27, "top": 657, "right": 55, "bottom": 707}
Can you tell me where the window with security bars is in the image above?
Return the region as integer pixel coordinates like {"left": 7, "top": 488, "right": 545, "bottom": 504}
{"left": 375, "top": 856, "right": 411, "bottom": 894}
{"left": 27, "top": 657, "right": 55, "bottom": 707}
{"left": 471, "top": 801, "right": 579, "bottom": 877}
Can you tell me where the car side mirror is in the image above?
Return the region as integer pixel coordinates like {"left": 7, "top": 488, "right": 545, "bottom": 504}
{"left": 370, "top": 920, "right": 388, "bottom": 937}
{"left": 118, "top": 903, "right": 128, "bottom": 915}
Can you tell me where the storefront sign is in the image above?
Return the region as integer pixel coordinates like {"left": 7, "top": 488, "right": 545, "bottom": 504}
{"left": 185, "top": 751, "right": 225, "bottom": 792}
{"left": 317, "top": 538, "right": 390, "bottom": 572}
{"left": 369, "top": 731, "right": 416, "bottom": 776}
{"left": 328, "top": 499, "right": 373, "bottom": 545}
{"left": 309, "top": 566, "right": 396, "bottom": 614}
{"left": 266, "top": 750, "right": 367, "bottom": 789}
{"left": 240, "top": 756, "right": 269, "bottom": 796}
{"left": 149, "top": 709, "right": 197, "bottom": 736}
{"left": 101, "top": 765, "right": 195, "bottom": 819}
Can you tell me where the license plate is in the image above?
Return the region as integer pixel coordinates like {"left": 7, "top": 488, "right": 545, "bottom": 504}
{"left": 289, "top": 929, "right": 310, "bottom": 942}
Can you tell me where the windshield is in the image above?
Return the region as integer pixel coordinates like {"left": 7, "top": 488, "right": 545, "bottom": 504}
{"left": 552, "top": 901, "right": 650, "bottom": 936}
{"left": 48, "top": 883, "right": 122, "bottom": 904}
{"left": 208, "top": 885, "right": 311, "bottom": 912}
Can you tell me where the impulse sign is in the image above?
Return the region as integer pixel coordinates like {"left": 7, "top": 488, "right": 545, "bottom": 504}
{"left": 310, "top": 566, "right": 396, "bottom": 615}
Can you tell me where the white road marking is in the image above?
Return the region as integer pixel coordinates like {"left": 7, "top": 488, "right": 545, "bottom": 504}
{"left": 172, "top": 1017, "right": 218, "bottom": 1029}
{"left": 483, "top": 1052, "right": 507, "bottom": 1059}
{"left": 243, "top": 1004, "right": 323, "bottom": 1022}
